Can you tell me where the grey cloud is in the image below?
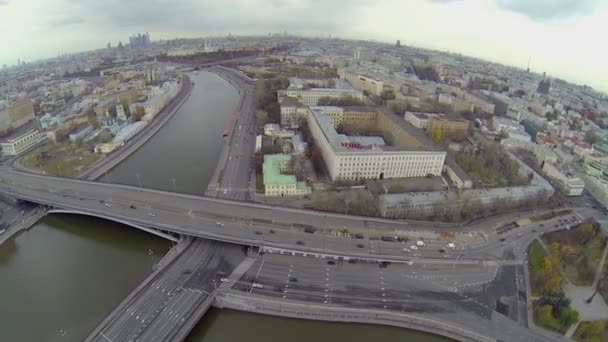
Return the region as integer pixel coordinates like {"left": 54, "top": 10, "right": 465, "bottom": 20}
{"left": 495, "top": 0, "right": 599, "bottom": 20}
{"left": 50, "top": 17, "right": 85, "bottom": 28}
{"left": 427, "top": 0, "right": 462, "bottom": 4}
{"left": 60, "top": 0, "right": 367, "bottom": 34}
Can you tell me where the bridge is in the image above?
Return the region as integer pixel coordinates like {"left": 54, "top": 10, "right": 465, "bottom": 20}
{"left": 0, "top": 168, "right": 466, "bottom": 263}
{"left": 86, "top": 238, "right": 249, "bottom": 342}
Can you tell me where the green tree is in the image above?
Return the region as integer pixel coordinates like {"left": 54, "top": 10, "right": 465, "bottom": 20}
{"left": 431, "top": 127, "right": 444, "bottom": 144}
{"left": 256, "top": 110, "right": 268, "bottom": 128}
{"left": 559, "top": 307, "right": 579, "bottom": 326}
{"left": 131, "top": 106, "right": 145, "bottom": 121}
{"left": 585, "top": 130, "right": 603, "bottom": 145}
{"left": 119, "top": 97, "right": 130, "bottom": 116}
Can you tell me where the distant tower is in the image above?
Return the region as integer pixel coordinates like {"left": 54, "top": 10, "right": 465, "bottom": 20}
{"left": 396, "top": 40, "right": 401, "bottom": 48}
{"left": 526, "top": 56, "right": 531, "bottom": 73}
{"left": 106, "top": 42, "right": 112, "bottom": 49}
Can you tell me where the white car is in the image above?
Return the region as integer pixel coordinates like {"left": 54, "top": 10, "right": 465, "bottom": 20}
{"left": 445, "top": 242, "right": 456, "bottom": 249}
{"left": 105, "top": 203, "right": 112, "bottom": 208}
{"left": 402, "top": 247, "right": 410, "bottom": 253}
{"left": 416, "top": 240, "right": 425, "bottom": 247}
{"left": 252, "top": 282, "right": 263, "bottom": 289}
{"left": 410, "top": 245, "right": 418, "bottom": 251}
{"left": 216, "top": 222, "right": 224, "bottom": 227}
{"left": 148, "top": 212, "right": 156, "bottom": 217}
{"left": 220, "top": 278, "right": 228, "bottom": 283}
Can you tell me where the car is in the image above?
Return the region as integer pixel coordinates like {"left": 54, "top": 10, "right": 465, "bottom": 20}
{"left": 130, "top": 204, "right": 136, "bottom": 209}
{"left": 403, "top": 247, "right": 410, "bottom": 252}
{"left": 252, "top": 282, "right": 263, "bottom": 289}
{"left": 327, "top": 260, "right": 336, "bottom": 265}
{"left": 539, "top": 224, "right": 544, "bottom": 227}
{"left": 353, "top": 234, "right": 364, "bottom": 239}
{"left": 347, "top": 259, "right": 357, "bottom": 264}
{"left": 182, "top": 269, "right": 192, "bottom": 274}
{"left": 216, "top": 222, "right": 224, "bottom": 227}
{"left": 269, "top": 229, "right": 276, "bottom": 234}
{"left": 254, "top": 231, "right": 262, "bottom": 235}
{"left": 105, "top": 203, "right": 112, "bottom": 208}
{"left": 438, "top": 249, "right": 446, "bottom": 253}
{"left": 445, "top": 242, "right": 455, "bottom": 249}
{"left": 220, "top": 278, "right": 228, "bottom": 283}
{"left": 148, "top": 212, "right": 156, "bottom": 217}
{"left": 296, "top": 240, "right": 305, "bottom": 245}
{"left": 356, "top": 243, "right": 365, "bottom": 248}
{"left": 289, "top": 277, "right": 298, "bottom": 282}
{"left": 379, "top": 261, "right": 390, "bottom": 268}
{"left": 416, "top": 240, "right": 425, "bottom": 247}
{"left": 410, "top": 245, "right": 418, "bottom": 251}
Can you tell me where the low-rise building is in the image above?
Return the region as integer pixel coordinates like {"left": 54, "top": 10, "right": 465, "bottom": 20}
{"left": 541, "top": 163, "right": 584, "bottom": 196}
{"left": 427, "top": 117, "right": 470, "bottom": 137}
{"left": 0, "top": 127, "right": 46, "bottom": 156}
{"left": 68, "top": 125, "right": 94, "bottom": 143}
{"left": 263, "top": 154, "right": 311, "bottom": 196}
{"left": 403, "top": 112, "right": 442, "bottom": 129}
{"left": 444, "top": 157, "right": 473, "bottom": 189}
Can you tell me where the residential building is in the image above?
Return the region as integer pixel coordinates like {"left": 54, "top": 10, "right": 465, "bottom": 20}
{"left": 541, "top": 163, "right": 584, "bottom": 196}
{"left": 263, "top": 154, "right": 311, "bottom": 196}
{"left": 0, "top": 127, "right": 46, "bottom": 156}
{"left": 339, "top": 70, "right": 384, "bottom": 96}
{"left": 306, "top": 107, "right": 446, "bottom": 181}
{"left": 403, "top": 112, "right": 442, "bottom": 129}
{"left": 427, "top": 117, "right": 470, "bottom": 136}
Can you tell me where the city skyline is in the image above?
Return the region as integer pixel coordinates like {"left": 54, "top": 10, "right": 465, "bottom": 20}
{"left": 1, "top": 0, "right": 607, "bottom": 92}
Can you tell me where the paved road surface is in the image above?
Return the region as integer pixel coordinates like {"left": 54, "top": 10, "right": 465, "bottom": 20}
{"left": 86, "top": 239, "right": 244, "bottom": 342}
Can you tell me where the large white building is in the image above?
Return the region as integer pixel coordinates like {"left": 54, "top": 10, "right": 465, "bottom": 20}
{"left": 307, "top": 107, "right": 446, "bottom": 181}
{"left": 404, "top": 112, "right": 442, "bottom": 129}
{"left": 0, "top": 128, "right": 46, "bottom": 156}
{"left": 278, "top": 88, "right": 363, "bottom": 106}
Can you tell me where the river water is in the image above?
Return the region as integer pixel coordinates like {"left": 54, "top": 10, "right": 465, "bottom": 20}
{"left": 0, "top": 71, "right": 451, "bottom": 342}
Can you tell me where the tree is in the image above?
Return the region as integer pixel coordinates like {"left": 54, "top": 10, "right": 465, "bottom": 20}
{"left": 256, "top": 110, "right": 268, "bottom": 128}
{"left": 431, "top": 127, "right": 444, "bottom": 144}
{"left": 131, "top": 106, "right": 145, "bottom": 121}
{"left": 119, "top": 97, "right": 130, "bottom": 117}
{"left": 117, "top": 41, "right": 124, "bottom": 49}
{"left": 585, "top": 130, "right": 603, "bottom": 145}
{"left": 98, "top": 129, "right": 113, "bottom": 143}
{"left": 559, "top": 307, "right": 579, "bottom": 326}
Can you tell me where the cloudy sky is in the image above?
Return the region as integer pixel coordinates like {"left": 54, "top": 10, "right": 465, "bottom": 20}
{"left": 1, "top": 0, "right": 607, "bottom": 91}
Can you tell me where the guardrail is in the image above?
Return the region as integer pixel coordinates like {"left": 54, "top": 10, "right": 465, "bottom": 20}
{"left": 215, "top": 292, "right": 496, "bottom": 342}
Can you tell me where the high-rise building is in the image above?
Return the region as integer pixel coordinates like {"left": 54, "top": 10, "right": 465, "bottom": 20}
{"left": 106, "top": 42, "right": 112, "bottom": 49}
{"left": 129, "top": 32, "right": 151, "bottom": 48}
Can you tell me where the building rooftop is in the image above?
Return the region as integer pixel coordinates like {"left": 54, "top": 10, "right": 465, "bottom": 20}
{"left": 263, "top": 154, "right": 309, "bottom": 190}
{"left": 0, "top": 122, "right": 37, "bottom": 143}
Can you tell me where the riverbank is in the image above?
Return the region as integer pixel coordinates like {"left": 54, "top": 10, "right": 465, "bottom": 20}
{"left": 204, "top": 67, "right": 247, "bottom": 197}
{"left": 0, "top": 207, "right": 46, "bottom": 245}
{"left": 78, "top": 74, "right": 193, "bottom": 181}
{"left": 215, "top": 292, "right": 491, "bottom": 342}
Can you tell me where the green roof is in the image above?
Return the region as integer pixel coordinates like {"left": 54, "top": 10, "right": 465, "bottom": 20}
{"left": 263, "top": 154, "right": 298, "bottom": 185}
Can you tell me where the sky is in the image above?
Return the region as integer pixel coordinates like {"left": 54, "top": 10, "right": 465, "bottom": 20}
{"left": 0, "top": 0, "right": 607, "bottom": 92}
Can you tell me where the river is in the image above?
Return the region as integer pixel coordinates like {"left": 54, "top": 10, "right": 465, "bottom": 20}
{"left": 0, "top": 71, "right": 451, "bottom": 342}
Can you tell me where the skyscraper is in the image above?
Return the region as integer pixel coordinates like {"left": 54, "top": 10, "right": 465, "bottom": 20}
{"left": 129, "top": 32, "right": 151, "bottom": 48}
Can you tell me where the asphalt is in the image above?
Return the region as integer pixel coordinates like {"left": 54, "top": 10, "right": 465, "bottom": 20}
{"left": 205, "top": 66, "right": 257, "bottom": 201}
{"left": 230, "top": 253, "right": 563, "bottom": 342}
{"left": 86, "top": 239, "right": 244, "bottom": 342}
{"left": 0, "top": 171, "right": 604, "bottom": 264}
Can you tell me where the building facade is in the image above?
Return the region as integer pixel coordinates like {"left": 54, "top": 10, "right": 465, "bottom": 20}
{"left": 263, "top": 154, "right": 311, "bottom": 196}
{"left": 427, "top": 117, "right": 470, "bottom": 136}
{"left": 278, "top": 88, "right": 363, "bottom": 106}
{"left": 307, "top": 108, "right": 445, "bottom": 181}
{"left": 0, "top": 129, "right": 46, "bottom": 156}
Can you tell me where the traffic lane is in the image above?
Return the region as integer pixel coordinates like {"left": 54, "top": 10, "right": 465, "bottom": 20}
{"left": 0, "top": 184, "right": 512, "bottom": 262}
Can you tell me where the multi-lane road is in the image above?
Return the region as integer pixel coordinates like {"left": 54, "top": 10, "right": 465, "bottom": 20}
{"left": 209, "top": 66, "right": 257, "bottom": 201}
{"left": 86, "top": 239, "right": 245, "bottom": 342}
{"left": 229, "top": 252, "right": 561, "bottom": 341}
